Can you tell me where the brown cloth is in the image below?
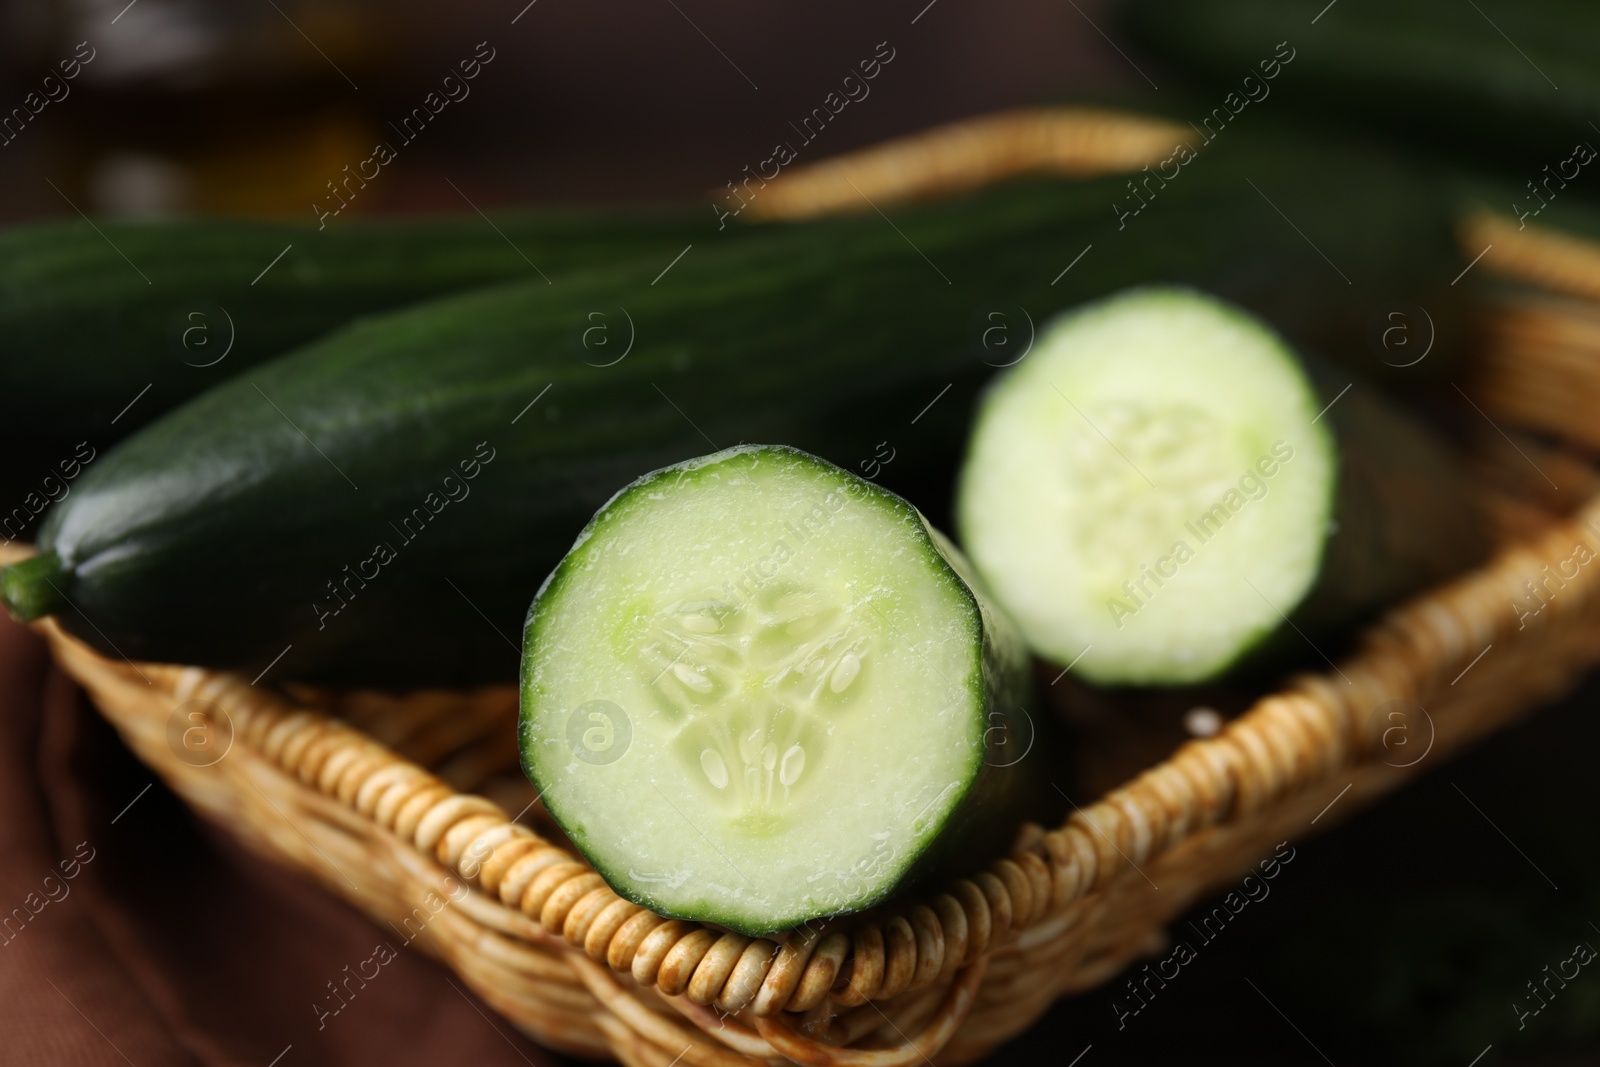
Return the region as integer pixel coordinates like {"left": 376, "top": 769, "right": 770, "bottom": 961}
{"left": 0, "top": 613, "right": 561, "bottom": 1067}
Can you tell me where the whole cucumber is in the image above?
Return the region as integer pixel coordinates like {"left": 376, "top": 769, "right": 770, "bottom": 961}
{"left": 0, "top": 207, "right": 713, "bottom": 443}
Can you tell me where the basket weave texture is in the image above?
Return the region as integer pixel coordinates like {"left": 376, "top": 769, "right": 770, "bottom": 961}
{"left": 16, "top": 110, "right": 1600, "bottom": 1066}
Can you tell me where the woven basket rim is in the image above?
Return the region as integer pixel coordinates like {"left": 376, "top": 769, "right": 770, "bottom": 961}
{"left": 13, "top": 464, "right": 1599, "bottom": 1042}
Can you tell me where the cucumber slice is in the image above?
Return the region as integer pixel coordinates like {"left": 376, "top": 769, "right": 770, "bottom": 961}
{"left": 957, "top": 287, "right": 1486, "bottom": 686}
{"left": 520, "top": 445, "right": 1039, "bottom": 935}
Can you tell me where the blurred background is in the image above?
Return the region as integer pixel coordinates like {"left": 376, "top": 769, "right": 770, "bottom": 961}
{"left": 0, "top": 0, "right": 1113, "bottom": 219}
{"left": 1, "top": 1, "right": 1598, "bottom": 1065}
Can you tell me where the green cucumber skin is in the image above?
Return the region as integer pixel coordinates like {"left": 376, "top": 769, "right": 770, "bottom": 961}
{"left": 17, "top": 132, "right": 1466, "bottom": 684}
{"left": 518, "top": 446, "right": 1052, "bottom": 935}
{"left": 1298, "top": 378, "right": 1491, "bottom": 630}
{"left": 0, "top": 208, "right": 711, "bottom": 443}
{"left": 1201, "top": 371, "right": 1492, "bottom": 683}
{"left": 912, "top": 524, "right": 1060, "bottom": 885}
{"left": 1121, "top": 0, "right": 1600, "bottom": 162}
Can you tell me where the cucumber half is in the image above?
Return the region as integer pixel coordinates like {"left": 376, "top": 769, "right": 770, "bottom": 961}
{"left": 519, "top": 445, "right": 1040, "bottom": 935}
{"left": 957, "top": 286, "right": 1486, "bottom": 686}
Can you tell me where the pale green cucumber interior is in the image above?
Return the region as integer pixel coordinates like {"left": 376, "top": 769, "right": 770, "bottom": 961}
{"left": 957, "top": 287, "right": 1336, "bottom": 685}
{"left": 521, "top": 445, "right": 986, "bottom": 934}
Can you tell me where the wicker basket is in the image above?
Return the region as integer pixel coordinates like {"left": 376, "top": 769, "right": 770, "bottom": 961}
{"left": 14, "top": 110, "right": 1600, "bottom": 1067}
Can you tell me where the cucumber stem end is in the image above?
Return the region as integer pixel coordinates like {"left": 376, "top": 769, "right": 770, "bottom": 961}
{"left": 2, "top": 552, "right": 69, "bottom": 622}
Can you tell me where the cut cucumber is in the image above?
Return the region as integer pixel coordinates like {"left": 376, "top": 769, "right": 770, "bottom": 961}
{"left": 957, "top": 287, "right": 1488, "bottom": 686}
{"left": 520, "top": 445, "right": 1041, "bottom": 935}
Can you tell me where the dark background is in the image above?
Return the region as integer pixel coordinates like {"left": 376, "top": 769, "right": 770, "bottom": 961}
{"left": 0, "top": 0, "right": 1127, "bottom": 220}
{"left": 0, "top": 0, "right": 1597, "bottom": 1064}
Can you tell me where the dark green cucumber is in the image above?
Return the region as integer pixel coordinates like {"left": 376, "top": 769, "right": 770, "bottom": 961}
{"left": 3, "top": 131, "right": 1470, "bottom": 684}
{"left": 957, "top": 287, "right": 1490, "bottom": 685}
{"left": 519, "top": 445, "right": 1047, "bottom": 934}
{"left": 0, "top": 207, "right": 713, "bottom": 443}
{"left": 1120, "top": 0, "right": 1600, "bottom": 163}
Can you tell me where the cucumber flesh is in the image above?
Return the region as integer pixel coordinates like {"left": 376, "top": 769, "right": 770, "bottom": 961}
{"left": 958, "top": 287, "right": 1338, "bottom": 685}
{"left": 520, "top": 445, "right": 1031, "bottom": 935}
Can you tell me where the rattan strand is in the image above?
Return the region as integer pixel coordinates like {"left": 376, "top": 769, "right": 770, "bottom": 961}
{"left": 1465, "top": 210, "right": 1600, "bottom": 303}
{"left": 1471, "top": 287, "right": 1600, "bottom": 453}
{"left": 737, "top": 106, "right": 1188, "bottom": 220}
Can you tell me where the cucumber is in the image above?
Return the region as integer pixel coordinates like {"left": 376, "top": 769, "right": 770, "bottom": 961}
{"left": 1120, "top": 0, "right": 1600, "bottom": 162}
{"left": 2, "top": 134, "right": 1469, "bottom": 685}
{"left": 956, "top": 287, "right": 1489, "bottom": 685}
{"left": 519, "top": 444, "right": 1042, "bottom": 934}
{"left": 0, "top": 208, "right": 710, "bottom": 444}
